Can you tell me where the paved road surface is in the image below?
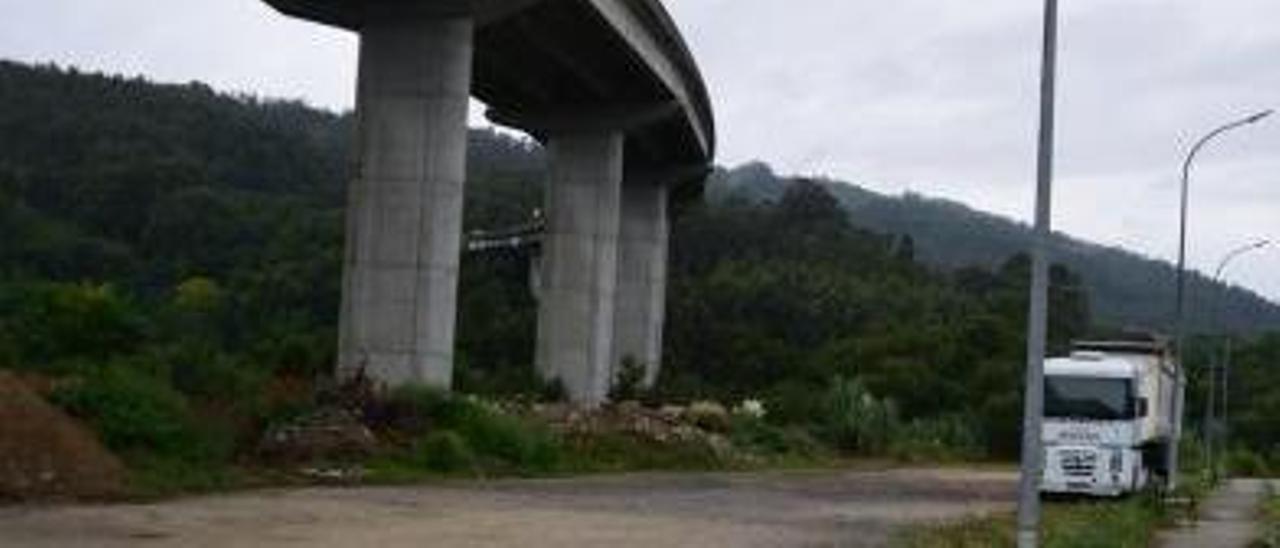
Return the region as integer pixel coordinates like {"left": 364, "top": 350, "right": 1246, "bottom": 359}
{"left": 0, "top": 467, "right": 1016, "bottom": 548}
{"left": 1158, "top": 478, "right": 1274, "bottom": 548}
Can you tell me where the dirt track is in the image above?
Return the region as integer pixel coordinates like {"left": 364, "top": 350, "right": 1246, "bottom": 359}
{"left": 0, "top": 467, "right": 1016, "bottom": 547}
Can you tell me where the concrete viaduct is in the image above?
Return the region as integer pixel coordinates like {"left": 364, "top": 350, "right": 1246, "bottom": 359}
{"left": 261, "top": 0, "right": 716, "bottom": 404}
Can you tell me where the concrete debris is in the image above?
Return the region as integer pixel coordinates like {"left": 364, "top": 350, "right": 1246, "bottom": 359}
{"left": 529, "top": 401, "right": 738, "bottom": 461}
{"left": 298, "top": 465, "right": 366, "bottom": 485}
{"left": 258, "top": 407, "right": 378, "bottom": 464}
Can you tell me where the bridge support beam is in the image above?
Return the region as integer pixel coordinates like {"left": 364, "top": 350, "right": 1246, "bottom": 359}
{"left": 612, "top": 181, "right": 669, "bottom": 388}
{"left": 338, "top": 14, "right": 474, "bottom": 388}
{"left": 536, "top": 131, "right": 624, "bottom": 405}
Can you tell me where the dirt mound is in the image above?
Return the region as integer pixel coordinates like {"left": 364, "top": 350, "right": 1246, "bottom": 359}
{"left": 0, "top": 370, "right": 126, "bottom": 501}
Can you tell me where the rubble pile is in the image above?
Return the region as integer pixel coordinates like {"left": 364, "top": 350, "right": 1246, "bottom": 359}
{"left": 530, "top": 400, "right": 738, "bottom": 460}
{"left": 257, "top": 407, "right": 378, "bottom": 464}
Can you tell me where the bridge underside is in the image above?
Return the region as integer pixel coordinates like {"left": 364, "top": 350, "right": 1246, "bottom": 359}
{"left": 263, "top": 0, "right": 713, "bottom": 404}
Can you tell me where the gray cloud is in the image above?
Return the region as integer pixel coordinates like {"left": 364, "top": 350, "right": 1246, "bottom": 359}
{"left": 2, "top": 0, "right": 1278, "bottom": 301}
{"left": 665, "top": 0, "right": 1280, "bottom": 301}
{"left": 0, "top": 0, "right": 359, "bottom": 107}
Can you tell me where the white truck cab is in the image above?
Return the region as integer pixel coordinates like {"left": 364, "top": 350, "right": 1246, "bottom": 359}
{"left": 1040, "top": 339, "right": 1177, "bottom": 497}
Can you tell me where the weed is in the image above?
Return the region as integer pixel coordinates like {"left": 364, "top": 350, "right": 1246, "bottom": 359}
{"left": 413, "top": 430, "right": 476, "bottom": 474}
{"left": 897, "top": 497, "right": 1167, "bottom": 548}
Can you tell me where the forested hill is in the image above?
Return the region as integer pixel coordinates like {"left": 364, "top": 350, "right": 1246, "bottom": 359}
{"left": 709, "top": 162, "right": 1280, "bottom": 334}
{"left": 0, "top": 60, "right": 542, "bottom": 288}
{"left": 1, "top": 58, "right": 1274, "bottom": 337}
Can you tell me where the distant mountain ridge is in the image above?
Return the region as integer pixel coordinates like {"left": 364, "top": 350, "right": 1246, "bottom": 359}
{"left": 708, "top": 162, "right": 1280, "bottom": 334}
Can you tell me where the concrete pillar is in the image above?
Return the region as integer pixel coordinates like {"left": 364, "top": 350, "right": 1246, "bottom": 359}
{"left": 612, "top": 181, "right": 669, "bottom": 388}
{"left": 337, "top": 15, "right": 473, "bottom": 388}
{"left": 536, "top": 132, "right": 624, "bottom": 404}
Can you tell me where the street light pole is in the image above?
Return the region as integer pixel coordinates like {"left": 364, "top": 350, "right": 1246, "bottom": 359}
{"left": 1171, "top": 109, "right": 1272, "bottom": 487}
{"left": 1206, "top": 240, "right": 1269, "bottom": 473}
{"left": 1016, "top": 0, "right": 1058, "bottom": 546}
{"left": 1220, "top": 336, "right": 1234, "bottom": 455}
{"left": 1203, "top": 239, "right": 1264, "bottom": 476}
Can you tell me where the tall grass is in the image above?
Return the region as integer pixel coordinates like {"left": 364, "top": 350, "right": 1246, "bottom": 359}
{"left": 897, "top": 496, "right": 1166, "bottom": 548}
{"left": 817, "top": 376, "right": 986, "bottom": 462}
{"left": 366, "top": 386, "right": 561, "bottom": 480}
{"left": 822, "top": 376, "right": 897, "bottom": 453}
{"left": 1253, "top": 485, "right": 1280, "bottom": 548}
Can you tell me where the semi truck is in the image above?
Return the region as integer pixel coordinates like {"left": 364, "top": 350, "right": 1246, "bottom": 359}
{"left": 1040, "top": 337, "right": 1180, "bottom": 497}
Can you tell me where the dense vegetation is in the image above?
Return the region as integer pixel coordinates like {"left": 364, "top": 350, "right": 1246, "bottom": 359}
{"left": 1, "top": 61, "right": 1277, "bottom": 489}
{"left": 1217, "top": 332, "right": 1280, "bottom": 474}
{"left": 710, "top": 162, "right": 1280, "bottom": 334}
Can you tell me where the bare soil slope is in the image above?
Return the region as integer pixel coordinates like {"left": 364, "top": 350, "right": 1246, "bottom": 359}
{"left": 0, "top": 371, "right": 125, "bottom": 501}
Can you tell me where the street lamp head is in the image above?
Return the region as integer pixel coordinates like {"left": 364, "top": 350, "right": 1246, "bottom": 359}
{"left": 1246, "top": 110, "right": 1274, "bottom": 124}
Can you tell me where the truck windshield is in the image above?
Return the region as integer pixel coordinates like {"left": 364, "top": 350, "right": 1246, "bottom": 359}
{"left": 1044, "top": 376, "right": 1134, "bottom": 420}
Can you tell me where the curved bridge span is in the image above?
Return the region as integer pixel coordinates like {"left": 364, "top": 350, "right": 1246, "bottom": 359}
{"left": 262, "top": 0, "right": 716, "bottom": 403}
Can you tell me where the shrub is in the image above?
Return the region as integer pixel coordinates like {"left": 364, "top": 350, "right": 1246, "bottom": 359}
{"left": 166, "top": 346, "right": 267, "bottom": 406}
{"left": 729, "top": 415, "right": 824, "bottom": 460}
{"left": 0, "top": 333, "right": 15, "bottom": 369}
{"left": 728, "top": 415, "right": 786, "bottom": 454}
{"left": 821, "top": 376, "right": 898, "bottom": 454}
{"left": 1226, "top": 449, "right": 1271, "bottom": 478}
{"left": 889, "top": 414, "right": 985, "bottom": 462}
{"left": 51, "top": 365, "right": 204, "bottom": 458}
{"left": 49, "top": 362, "right": 236, "bottom": 494}
{"left": 371, "top": 384, "right": 474, "bottom": 436}
{"left": 378, "top": 385, "right": 561, "bottom": 474}
{"left": 246, "top": 330, "right": 334, "bottom": 378}
{"left": 0, "top": 282, "right": 146, "bottom": 367}
{"left": 413, "top": 430, "right": 476, "bottom": 473}
{"left": 458, "top": 407, "right": 560, "bottom": 473}
{"left": 764, "top": 379, "right": 826, "bottom": 425}
{"left": 976, "top": 391, "right": 1021, "bottom": 459}
{"left": 609, "top": 356, "right": 647, "bottom": 402}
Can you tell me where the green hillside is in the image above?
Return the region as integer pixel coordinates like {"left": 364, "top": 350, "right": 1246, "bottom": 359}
{"left": 710, "top": 162, "right": 1280, "bottom": 334}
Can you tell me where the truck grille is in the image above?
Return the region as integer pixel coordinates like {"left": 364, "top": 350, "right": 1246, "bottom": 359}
{"left": 1059, "top": 450, "right": 1097, "bottom": 477}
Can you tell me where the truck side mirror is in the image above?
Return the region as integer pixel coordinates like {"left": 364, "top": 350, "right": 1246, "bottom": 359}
{"left": 1136, "top": 397, "right": 1149, "bottom": 418}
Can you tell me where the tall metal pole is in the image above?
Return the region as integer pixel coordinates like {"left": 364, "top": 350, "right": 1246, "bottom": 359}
{"left": 1203, "top": 352, "right": 1218, "bottom": 475}
{"left": 1172, "top": 110, "right": 1272, "bottom": 487}
{"left": 1221, "top": 336, "right": 1234, "bottom": 453}
{"left": 1016, "top": 0, "right": 1058, "bottom": 545}
{"left": 1207, "top": 240, "right": 1267, "bottom": 470}
{"left": 1202, "top": 240, "right": 1269, "bottom": 476}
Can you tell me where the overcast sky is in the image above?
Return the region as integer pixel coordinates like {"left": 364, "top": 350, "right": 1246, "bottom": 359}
{"left": 2, "top": 0, "right": 1278, "bottom": 302}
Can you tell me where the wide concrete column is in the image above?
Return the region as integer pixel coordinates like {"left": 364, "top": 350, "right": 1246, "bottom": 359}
{"left": 337, "top": 14, "right": 473, "bottom": 388}
{"left": 611, "top": 181, "right": 669, "bottom": 388}
{"left": 536, "top": 132, "right": 625, "bottom": 404}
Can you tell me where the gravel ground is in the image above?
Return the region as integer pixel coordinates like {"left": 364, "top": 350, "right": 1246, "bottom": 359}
{"left": 0, "top": 467, "right": 1017, "bottom": 548}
